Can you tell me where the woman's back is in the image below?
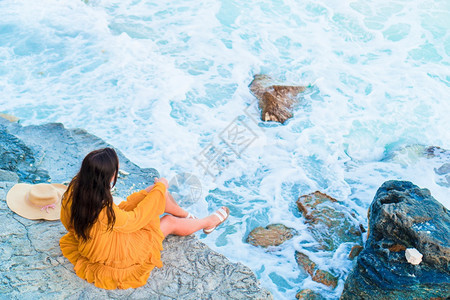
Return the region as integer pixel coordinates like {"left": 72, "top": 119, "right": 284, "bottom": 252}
{"left": 59, "top": 148, "right": 229, "bottom": 290}
{"left": 60, "top": 185, "right": 167, "bottom": 289}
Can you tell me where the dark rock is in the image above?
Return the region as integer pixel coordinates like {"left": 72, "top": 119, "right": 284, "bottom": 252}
{"left": 348, "top": 245, "right": 363, "bottom": 260}
{"left": 295, "top": 251, "right": 338, "bottom": 288}
{"left": 249, "top": 74, "right": 306, "bottom": 124}
{"left": 296, "top": 289, "right": 325, "bottom": 300}
{"left": 246, "top": 224, "right": 295, "bottom": 247}
{"left": 296, "top": 191, "right": 362, "bottom": 251}
{"left": 359, "top": 223, "right": 366, "bottom": 233}
{"left": 0, "top": 120, "right": 272, "bottom": 299}
{"left": 341, "top": 180, "right": 450, "bottom": 299}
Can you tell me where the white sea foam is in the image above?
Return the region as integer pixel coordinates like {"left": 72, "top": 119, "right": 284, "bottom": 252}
{"left": 1, "top": 0, "right": 449, "bottom": 298}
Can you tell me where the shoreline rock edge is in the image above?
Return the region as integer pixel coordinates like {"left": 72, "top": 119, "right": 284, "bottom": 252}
{"left": 0, "top": 118, "right": 272, "bottom": 299}
{"left": 341, "top": 180, "right": 450, "bottom": 299}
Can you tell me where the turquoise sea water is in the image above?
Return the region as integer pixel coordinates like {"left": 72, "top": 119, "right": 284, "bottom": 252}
{"left": 1, "top": 0, "right": 449, "bottom": 298}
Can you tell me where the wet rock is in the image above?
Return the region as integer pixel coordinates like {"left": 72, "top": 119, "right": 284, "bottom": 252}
{"left": 296, "top": 191, "right": 362, "bottom": 251}
{"left": 295, "top": 252, "right": 316, "bottom": 276}
{"left": 296, "top": 289, "right": 325, "bottom": 300}
{"left": 341, "top": 180, "right": 450, "bottom": 299}
{"left": 0, "top": 119, "right": 158, "bottom": 197}
{"left": 0, "top": 169, "right": 19, "bottom": 183}
{"left": 0, "top": 120, "right": 272, "bottom": 299}
{"left": 388, "top": 244, "right": 406, "bottom": 252}
{"left": 295, "top": 251, "right": 338, "bottom": 289}
{"left": 435, "top": 163, "right": 450, "bottom": 175}
{"left": 348, "top": 245, "right": 363, "bottom": 260}
{"left": 425, "top": 145, "right": 450, "bottom": 158}
{"left": 0, "top": 125, "right": 50, "bottom": 183}
{"left": 312, "top": 269, "right": 338, "bottom": 289}
{"left": 249, "top": 74, "right": 306, "bottom": 124}
{"left": 383, "top": 144, "right": 432, "bottom": 166}
{"left": 0, "top": 113, "right": 19, "bottom": 122}
{"left": 422, "top": 147, "right": 450, "bottom": 187}
{"left": 247, "top": 224, "right": 295, "bottom": 247}
{"left": 384, "top": 144, "right": 450, "bottom": 188}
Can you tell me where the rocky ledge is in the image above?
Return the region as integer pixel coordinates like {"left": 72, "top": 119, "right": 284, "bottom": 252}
{"left": 341, "top": 180, "right": 450, "bottom": 299}
{"left": 0, "top": 117, "right": 271, "bottom": 299}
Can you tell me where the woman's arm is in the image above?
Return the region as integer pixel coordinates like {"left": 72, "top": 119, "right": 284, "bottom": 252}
{"left": 112, "top": 182, "right": 167, "bottom": 233}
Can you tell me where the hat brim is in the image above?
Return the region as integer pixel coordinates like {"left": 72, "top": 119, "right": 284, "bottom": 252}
{"left": 6, "top": 183, "right": 67, "bottom": 221}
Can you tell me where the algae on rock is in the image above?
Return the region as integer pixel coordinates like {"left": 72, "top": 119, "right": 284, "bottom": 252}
{"left": 296, "top": 191, "right": 363, "bottom": 252}
{"left": 246, "top": 224, "right": 295, "bottom": 248}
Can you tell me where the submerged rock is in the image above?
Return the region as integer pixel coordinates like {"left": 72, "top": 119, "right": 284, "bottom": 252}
{"left": 246, "top": 224, "right": 295, "bottom": 248}
{"left": 295, "top": 251, "right": 338, "bottom": 288}
{"left": 341, "top": 180, "right": 450, "bottom": 299}
{"left": 296, "top": 191, "right": 362, "bottom": 251}
{"left": 425, "top": 145, "right": 450, "bottom": 159}
{"left": 246, "top": 190, "right": 362, "bottom": 294}
{"left": 0, "top": 119, "right": 271, "bottom": 299}
{"left": 296, "top": 289, "right": 325, "bottom": 300}
{"left": 384, "top": 144, "right": 450, "bottom": 188}
{"left": 427, "top": 146, "right": 450, "bottom": 188}
{"left": 295, "top": 251, "right": 316, "bottom": 276}
{"left": 249, "top": 74, "right": 306, "bottom": 124}
{"left": 0, "top": 113, "right": 19, "bottom": 122}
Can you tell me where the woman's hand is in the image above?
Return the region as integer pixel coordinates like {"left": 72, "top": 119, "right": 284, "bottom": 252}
{"left": 154, "top": 177, "right": 169, "bottom": 189}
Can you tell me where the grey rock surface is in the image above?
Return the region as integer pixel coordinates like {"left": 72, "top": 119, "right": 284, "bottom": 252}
{"left": 0, "top": 169, "right": 19, "bottom": 183}
{"left": 0, "top": 119, "right": 271, "bottom": 299}
{"left": 341, "top": 180, "right": 450, "bottom": 300}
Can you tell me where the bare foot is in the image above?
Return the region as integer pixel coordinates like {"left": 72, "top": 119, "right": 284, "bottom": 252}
{"left": 203, "top": 206, "right": 230, "bottom": 234}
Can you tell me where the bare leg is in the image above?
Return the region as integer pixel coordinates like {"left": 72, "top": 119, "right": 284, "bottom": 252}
{"left": 160, "top": 207, "right": 228, "bottom": 237}
{"left": 164, "top": 192, "right": 189, "bottom": 218}
{"left": 145, "top": 184, "right": 188, "bottom": 218}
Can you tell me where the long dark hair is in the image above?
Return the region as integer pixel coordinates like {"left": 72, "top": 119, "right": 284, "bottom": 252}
{"left": 63, "top": 148, "right": 118, "bottom": 241}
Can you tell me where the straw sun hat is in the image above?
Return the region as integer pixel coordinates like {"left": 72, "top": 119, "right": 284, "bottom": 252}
{"left": 6, "top": 183, "right": 67, "bottom": 220}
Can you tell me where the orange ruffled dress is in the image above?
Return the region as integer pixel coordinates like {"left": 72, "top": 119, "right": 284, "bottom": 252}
{"left": 60, "top": 182, "right": 166, "bottom": 289}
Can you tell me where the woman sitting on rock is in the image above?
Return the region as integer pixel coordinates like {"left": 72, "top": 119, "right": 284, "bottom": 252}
{"left": 59, "top": 147, "right": 229, "bottom": 289}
